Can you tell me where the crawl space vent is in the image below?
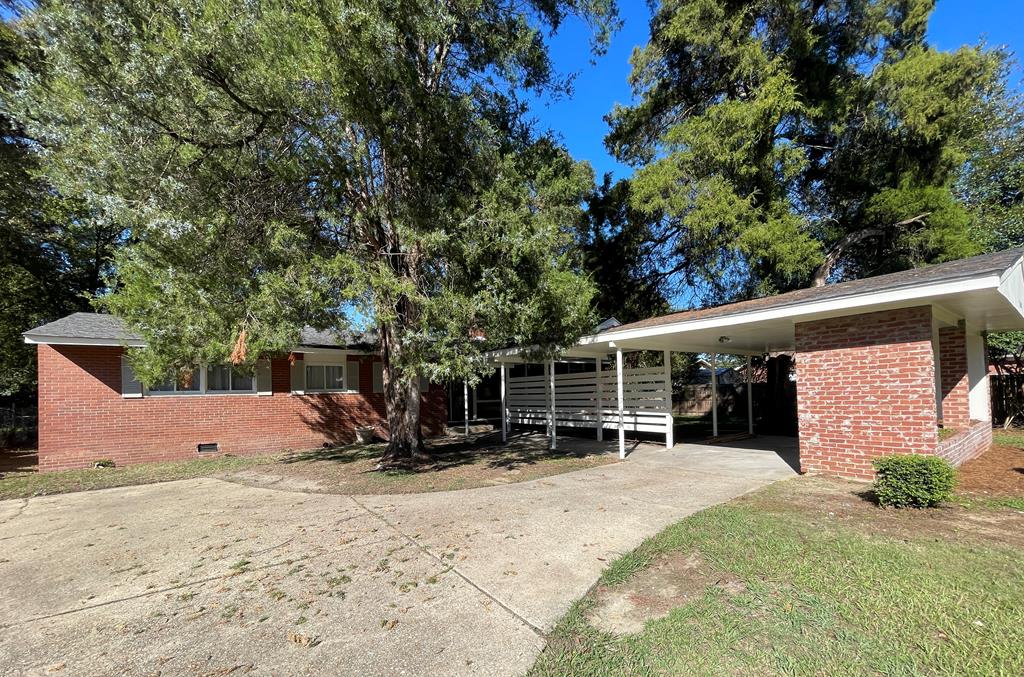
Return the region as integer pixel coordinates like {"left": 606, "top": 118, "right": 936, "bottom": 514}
{"left": 197, "top": 442, "right": 219, "bottom": 454}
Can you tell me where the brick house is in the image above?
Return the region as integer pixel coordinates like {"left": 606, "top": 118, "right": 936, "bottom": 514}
{"left": 24, "top": 316, "right": 446, "bottom": 471}
{"left": 26, "top": 248, "right": 1024, "bottom": 478}
{"left": 488, "top": 248, "right": 1024, "bottom": 479}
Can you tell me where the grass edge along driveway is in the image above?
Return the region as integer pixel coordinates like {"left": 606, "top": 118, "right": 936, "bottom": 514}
{"left": 530, "top": 476, "right": 1024, "bottom": 677}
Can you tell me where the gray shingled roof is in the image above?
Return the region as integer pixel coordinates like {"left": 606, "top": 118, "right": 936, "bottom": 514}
{"left": 23, "top": 312, "right": 140, "bottom": 342}
{"left": 24, "top": 312, "right": 375, "bottom": 349}
{"left": 607, "top": 248, "right": 1024, "bottom": 335}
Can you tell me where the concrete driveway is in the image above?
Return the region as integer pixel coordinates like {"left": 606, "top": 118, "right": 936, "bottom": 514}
{"left": 0, "top": 437, "right": 796, "bottom": 676}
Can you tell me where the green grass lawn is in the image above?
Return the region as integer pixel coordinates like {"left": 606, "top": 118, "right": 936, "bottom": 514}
{"left": 532, "top": 477, "right": 1024, "bottom": 676}
{"left": 992, "top": 429, "right": 1024, "bottom": 447}
{"left": 0, "top": 454, "right": 281, "bottom": 500}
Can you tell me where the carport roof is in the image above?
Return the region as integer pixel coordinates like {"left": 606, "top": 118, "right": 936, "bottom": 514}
{"left": 489, "top": 247, "right": 1024, "bottom": 360}
{"left": 612, "top": 248, "right": 1024, "bottom": 334}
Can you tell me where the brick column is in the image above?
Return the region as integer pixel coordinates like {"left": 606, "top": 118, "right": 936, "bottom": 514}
{"left": 795, "top": 306, "right": 939, "bottom": 479}
{"left": 938, "top": 324, "right": 970, "bottom": 429}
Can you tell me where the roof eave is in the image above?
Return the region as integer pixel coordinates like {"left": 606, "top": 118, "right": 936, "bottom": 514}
{"left": 586, "top": 273, "right": 1004, "bottom": 346}
{"left": 23, "top": 334, "right": 145, "bottom": 347}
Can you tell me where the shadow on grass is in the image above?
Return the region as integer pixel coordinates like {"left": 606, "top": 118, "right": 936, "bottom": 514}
{"left": 279, "top": 431, "right": 609, "bottom": 475}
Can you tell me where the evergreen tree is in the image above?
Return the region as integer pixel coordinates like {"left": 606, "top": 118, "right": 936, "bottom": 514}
{"left": 608, "top": 0, "right": 1009, "bottom": 302}
{"left": 11, "top": 0, "right": 618, "bottom": 463}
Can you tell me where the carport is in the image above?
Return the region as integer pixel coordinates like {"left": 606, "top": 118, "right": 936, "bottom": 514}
{"left": 487, "top": 248, "right": 1024, "bottom": 478}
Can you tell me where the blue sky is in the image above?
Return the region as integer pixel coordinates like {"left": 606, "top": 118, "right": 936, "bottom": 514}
{"left": 531, "top": 0, "right": 1024, "bottom": 181}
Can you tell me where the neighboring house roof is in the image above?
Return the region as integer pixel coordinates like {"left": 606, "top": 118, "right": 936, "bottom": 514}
{"left": 688, "top": 366, "right": 743, "bottom": 385}
{"left": 594, "top": 317, "right": 622, "bottom": 332}
{"left": 23, "top": 312, "right": 375, "bottom": 351}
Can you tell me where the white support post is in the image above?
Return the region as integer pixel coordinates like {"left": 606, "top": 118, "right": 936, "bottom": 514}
{"left": 543, "top": 361, "right": 552, "bottom": 444}
{"left": 616, "top": 347, "right": 625, "bottom": 459}
{"left": 711, "top": 352, "right": 719, "bottom": 438}
{"left": 746, "top": 355, "right": 754, "bottom": 436}
{"left": 596, "top": 356, "right": 604, "bottom": 442}
{"left": 473, "top": 378, "right": 479, "bottom": 421}
{"left": 463, "top": 380, "right": 470, "bottom": 436}
{"left": 664, "top": 349, "right": 674, "bottom": 449}
{"left": 500, "top": 363, "right": 508, "bottom": 442}
{"left": 549, "top": 359, "right": 557, "bottom": 450}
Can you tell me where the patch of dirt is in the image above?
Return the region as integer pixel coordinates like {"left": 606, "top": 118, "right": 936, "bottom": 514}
{"left": 742, "top": 476, "right": 1024, "bottom": 549}
{"left": 0, "top": 448, "right": 37, "bottom": 474}
{"left": 222, "top": 431, "right": 618, "bottom": 495}
{"left": 587, "top": 551, "right": 744, "bottom": 635}
{"left": 957, "top": 444, "right": 1024, "bottom": 496}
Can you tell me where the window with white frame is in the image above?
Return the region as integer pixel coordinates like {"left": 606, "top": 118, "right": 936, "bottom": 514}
{"left": 304, "top": 363, "right": 347, "bottom": 392}
{"left": 122, "top": 357, "right": 269, "bottom": 398}
{"left": 207, "top": 365, "right": 255, "bottom": 393}
{"left": 147, "top": 368, "right": 202, "bottom": 395}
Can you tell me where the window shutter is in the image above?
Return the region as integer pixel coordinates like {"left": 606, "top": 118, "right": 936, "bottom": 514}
{"left": 256, "top": 359, "right": 273, "bottom": 396}
{"left": 419, "top": 375, "right": 430, "bottom": 393}
{"left": 121, "top": 355, "right": 143, "bottom": 398}
{"left": 290, "top": 357, "right": 305, "bottom": 393}
{"left": 346, "top": 359, "right": 361, "bottom": 392}
{"left": 372, "top": 362, "right": 384, "bottom": 394}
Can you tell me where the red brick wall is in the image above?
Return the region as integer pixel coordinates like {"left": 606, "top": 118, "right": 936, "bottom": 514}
{"left": 938, "top": 325, "right": 970, "bottom": 428}
{"left": 935, "top": 419, "right": 991, "bottom": 467}
{"left": 795, "top": 306, "right": 939, "bottom": 479}
{"left": 37, "top": 345, "right": 447, "bottom": 471}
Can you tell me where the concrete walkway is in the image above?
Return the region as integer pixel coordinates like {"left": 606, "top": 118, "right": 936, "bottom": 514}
{"left": 0, "top": 437, "right": 796, "bottom": 676}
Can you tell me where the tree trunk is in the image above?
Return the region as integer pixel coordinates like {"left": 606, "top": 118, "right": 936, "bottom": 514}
{"left": 377, "top": 319, "right": 427, "bottom": 467}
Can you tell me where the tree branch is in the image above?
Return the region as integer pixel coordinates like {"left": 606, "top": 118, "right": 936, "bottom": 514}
{"left": 811, "top": 212, "right": 932, "bottom": 287}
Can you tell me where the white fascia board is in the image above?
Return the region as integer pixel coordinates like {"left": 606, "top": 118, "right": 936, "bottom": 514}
{"left": 23, "top": 335, "right": 146, "bottom": 347}
{"left": 581, "top": 275, "right": 1002, "bottom": 346}
{"left": 997, "top": 260, "right": 1024, "bottom": 320}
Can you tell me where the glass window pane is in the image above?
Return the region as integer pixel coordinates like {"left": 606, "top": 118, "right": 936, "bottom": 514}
{"left": 306, "top": 365, "right": 325, "bottom": 390}
{"left": 178, "top": 369, "right": 201, "bottom": 392}
{"left": 372, "top": 363, "right": 383, "bottom": 393}
{"left": 231, "top": 369, "right": 253, "bottom": 391}
{"left": 208, "top": 365, "right": 230, "bottom": 391}
{"left": 148, "top": 379, "right": 175, "bottom": 393}
{"left": 325, "top": 365, "right": 344, "bottom": 390}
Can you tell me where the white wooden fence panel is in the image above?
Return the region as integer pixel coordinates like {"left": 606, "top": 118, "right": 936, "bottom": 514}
{"left": 507, "top": 366, "right": 672, "bottom": 437}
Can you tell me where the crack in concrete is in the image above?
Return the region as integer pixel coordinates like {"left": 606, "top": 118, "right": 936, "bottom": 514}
{"left": 0, "top": 543, "right": 307, "bottom": 630}
{"left": 347, "top": 494, "right": 548, "bottom": 639}
{"left": 0, "top": 498, "right": 29, "bottom": 527}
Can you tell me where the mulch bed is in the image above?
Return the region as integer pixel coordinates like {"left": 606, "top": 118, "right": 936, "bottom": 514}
{"left": 957, "top": 444, "right": 1024, "bottom": 495}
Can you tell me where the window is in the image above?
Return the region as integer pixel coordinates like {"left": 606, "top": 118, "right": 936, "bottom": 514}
{"left": 207, "top": 365, "right": 255, "bottom": 393}
{"left": 304, "top": 364, "right": 346, "bottom": 392}
{"left": 148, "top": 368, "right": 201, "bottom": 395}
{"left": 121, "top": 359, "right": 269, "bottom": 398}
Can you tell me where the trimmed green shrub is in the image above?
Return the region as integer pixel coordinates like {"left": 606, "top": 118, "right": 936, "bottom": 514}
{"left": 872, "top": 454, "right": 956, "bottom": 508}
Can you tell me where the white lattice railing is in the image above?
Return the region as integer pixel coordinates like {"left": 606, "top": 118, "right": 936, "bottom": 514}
{"left": 506, "top": 366, "right": 672, "bottom": 435}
